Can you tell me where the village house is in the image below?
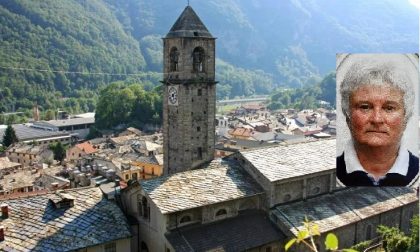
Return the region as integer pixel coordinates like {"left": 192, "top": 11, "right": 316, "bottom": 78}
{"left": 66, "top": 141, "right": 97, "bottom": 161}
{"left": 119, "top": 127, "right": 143, "bottom": 137}
{"left": 227, "top": 127, "right": 254, "bottom": 140}
{"left": 0, "top": 169, "right": 39, "bottom": 195}
{"left": 0, "top": 187, "right": 132, "bottom": 251}
{"left": 5, "top": 143, "right": 53, "bottom": 167}
{"left": 0, "top": 157, "right": 22, "bottom": 176}
{"left": 0, "top": 165, "right": 69, "bottom": 197}
{"left": 33, "top": 165, "right": 70, "bottom": 191}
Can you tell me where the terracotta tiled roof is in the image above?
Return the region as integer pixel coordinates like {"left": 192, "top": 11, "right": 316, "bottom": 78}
{"left": 0, "top": 187, "right": 131, "bottom": 251}
{"left": 75, "top": 142, "right": 96, "bottom": 154}
{"left": 228, "top": 127, "right": 253, "bottom": 137}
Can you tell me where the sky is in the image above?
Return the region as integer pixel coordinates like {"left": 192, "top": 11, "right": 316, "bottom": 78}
{"left": 409, "top": 0, "right": 420, "bottom": 9}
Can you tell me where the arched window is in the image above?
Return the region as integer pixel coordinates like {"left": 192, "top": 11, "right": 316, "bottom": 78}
{"left": 179, "top": 215, "right": 192, "bottom": 224}
{"left": 192, "top": 47, "right": 205, "bottom": 72}
{"left": 215, "top": 208, "right": 227, "bottom": 216}
{"left": 170, "top": 47, "right": 179, "bottom": 71}
{"left": 142, "top": 197, "right": 149, "bottom": 219}
{"left": 366, "top": 224, "right": 372, "bottom": 240}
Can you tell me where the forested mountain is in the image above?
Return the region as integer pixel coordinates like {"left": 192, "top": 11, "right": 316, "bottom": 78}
{"left": 0, "top": 0, "right": 417, "bottom": 117}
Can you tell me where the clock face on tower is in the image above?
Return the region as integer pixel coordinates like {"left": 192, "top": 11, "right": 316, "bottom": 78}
{"left": 168, "top": 86, "right": 178, "bottom": 105}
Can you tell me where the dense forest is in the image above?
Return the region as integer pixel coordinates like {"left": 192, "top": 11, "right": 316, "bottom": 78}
{"left": 0, "top": 0, "right": 417, "bottom": 124}
{"left": 268, "top": 72, "right": 335, "bottom": 111}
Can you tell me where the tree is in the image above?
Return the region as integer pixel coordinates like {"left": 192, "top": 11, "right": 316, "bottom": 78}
{"left": 377, "top": 215, "right": 419, "bottom": 252}
{"left": 49, "top": 142, "right": 66, "bottom": 162}
{"left": 2, "top": 125, "right": 18, "bottom": 147}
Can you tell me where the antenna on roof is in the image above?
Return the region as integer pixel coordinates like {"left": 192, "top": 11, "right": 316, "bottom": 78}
{"left": 187, "top": 0, "right": 190, "bottom": 6}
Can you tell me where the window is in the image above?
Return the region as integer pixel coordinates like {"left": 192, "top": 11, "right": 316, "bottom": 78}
{"left": 197, "top": 126, "right": 201, "bottom": 132}
{"left": 265, "top": 247, "right": 272, "bottom": 252}
{"left": 215, "top": 208, "right": 227, "bottom": 216}
{"left": 179, "top": 215, "right": 192, "bottom": 223}
{"left": 132, "top": 173, "right": 138, "bottom": 180}
{"left": 283, "top": 194, "right": 291, "bottom": 202}
{"left": 169, "top": 47, "right": 179, "bottom": 71}
{"left": 198, "top": 147, "right": 203, "bottom": 160}
{"left": 197, "top": 89, "right": 202, "bottom": 96}
{"left": 125, "top": 174, "right": 129, "bottom": 180}
{"left": 366, "top": 224, "right": 372, "bottom": 240}
{"left": 141, "top": 197, "right": 149, "bottom": 219}
{"left": 192, "top": 47, "right": 205, "bottom": 72}
{"left": 104, "top": 242, "right": 116, "bottom": 252}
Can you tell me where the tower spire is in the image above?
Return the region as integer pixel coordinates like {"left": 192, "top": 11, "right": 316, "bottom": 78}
{"left": 162, "top": 6, "right": 216, "bottom": 175}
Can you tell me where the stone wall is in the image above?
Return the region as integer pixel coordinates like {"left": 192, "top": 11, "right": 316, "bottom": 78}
{"left": 163, "top": 37, "right": 216, "bottom": 175}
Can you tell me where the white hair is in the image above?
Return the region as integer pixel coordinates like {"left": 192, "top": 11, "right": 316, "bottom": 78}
{"left": 340, "top": 60, "right": 414, "bottom": 125}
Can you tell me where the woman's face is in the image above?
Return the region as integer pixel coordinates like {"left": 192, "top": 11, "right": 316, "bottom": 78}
{"left": 349, "top": 84, "right": 405, "bottom": 149}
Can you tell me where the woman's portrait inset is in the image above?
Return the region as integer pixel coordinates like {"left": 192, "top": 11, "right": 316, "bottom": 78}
{"left": 336, "top": 54, "right": 419, "bottom": 187}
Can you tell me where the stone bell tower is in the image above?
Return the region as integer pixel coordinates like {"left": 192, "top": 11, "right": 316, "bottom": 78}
{"left": 162, "top": 6, "right": 216, "bottom": 175}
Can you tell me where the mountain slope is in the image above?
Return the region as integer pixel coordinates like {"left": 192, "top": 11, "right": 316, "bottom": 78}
{"left": 0, "top": 0, "right": 145, "bottom": 112}
{"left": 0, "top": 0, "right": 417, "bottom": 115}
{"left": 106, "top": 0, "right": 418, "bottom": 86}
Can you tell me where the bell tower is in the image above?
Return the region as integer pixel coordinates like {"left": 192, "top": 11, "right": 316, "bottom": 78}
{"left": 163, "top": 6, "right": 216, "bottom": 175}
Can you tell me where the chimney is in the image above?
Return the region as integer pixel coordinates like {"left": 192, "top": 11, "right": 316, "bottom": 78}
{"left": 0, "top": 225, "right": 4, "bottom": 241}
{"left": 1, "top": 204, "right": 8, "bottom": 219}
{"left": 51, "top": 182, "right": 59, "bottom": 190}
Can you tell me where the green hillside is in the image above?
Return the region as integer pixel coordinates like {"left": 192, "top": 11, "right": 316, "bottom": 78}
{"left": 0, "top": 0, "right": 417, "bottom": 119}
{"left": 0, "top": 0, "right": 145, "bottom": 115}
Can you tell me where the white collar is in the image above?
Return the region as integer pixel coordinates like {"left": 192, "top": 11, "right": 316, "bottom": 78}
{"left": 344, "top": 140, "right": 409, "bottom": 177}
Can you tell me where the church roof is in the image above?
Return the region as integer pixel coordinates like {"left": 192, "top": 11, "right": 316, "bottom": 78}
{"left": 240, "top": 139, "right": 336, "bottom": 182}
{"left": 165, "top": 209, "right": 285, "bottom": 251}
{"left": 140, "top": 159, "right": 264, "bottom": 214}
{"left": 271, "top": 187, "right": 418, "bottom": 236}
{"left": 166, "top": 6, "right": 213, "bottom": 38}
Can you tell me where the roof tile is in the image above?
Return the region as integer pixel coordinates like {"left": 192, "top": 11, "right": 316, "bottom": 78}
{"left": 0, "top": 187, "right": 131, "bottom": 251}
{"left": 140, "top": 159, "right": 264, "bottom": 214}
